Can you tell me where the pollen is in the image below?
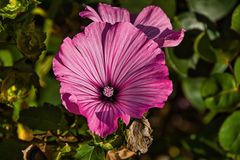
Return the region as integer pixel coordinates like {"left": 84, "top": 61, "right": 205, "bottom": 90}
{"left": 103, "top": 86, "right": 114, "bottom": 97}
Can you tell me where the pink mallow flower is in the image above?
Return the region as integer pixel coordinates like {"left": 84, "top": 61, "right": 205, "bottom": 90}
{"left": 53, "top": 4, "right": 183, "bottom": 138}
{"left": 79, "top": 3, "right": 184, "bottom": 47}
{"left": 53, "top": 22, "right": 173, "bottom": 137}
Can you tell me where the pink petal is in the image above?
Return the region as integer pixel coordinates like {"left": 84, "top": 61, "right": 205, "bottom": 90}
{"left": 79, "top": 5, "right": 102, "bottom": 22}
{"left": 103, "top": 22, "right": 160, "bottom": 86}
{"left": 53, "top": 51, "right": 100, "bottom": 115}
{"left": 154, "top": 28, "right": 185, "bottom": 47}
{"left": 98, "top": 3, "right": 131, "bottom": 24}
{"left": 79, "top": 4, "right": 184, "bottom": 47}
{"left": 134, "top": 6, "right": 172, "bottom": 37}
{"left": 79, "top": 3, "right": 130, "bottom": 24}
{"left": 134, "top": 6, "right": 184, "bottom": 47}
{"left": 53, "top": 56, "right": 99, "bottom": 95}
{"left": 61, "top": 93, "right": 80, "bottom": 114}
{"left": 79, "top": 102, "right": 125, "bottom": 137}
{"left": 53, "top": 37, "right": 105, "bottom": 87}
{"left": 52, "top": 25, "right": 108, "bottom": 116}
{"left": 103, "top": 22, "right": 172, "bottom": 117}
{"left": 117, "top": 58, "right": 173, "bottom": 117}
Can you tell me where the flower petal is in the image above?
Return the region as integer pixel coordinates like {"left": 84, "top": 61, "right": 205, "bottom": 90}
{"left": 134, "top": 6, "right": 184, "bottom": 47}
{"left": 79, "top": 5, "right": 102, "bottom": 22}
{"left": 61, "top": 93, "right": 80, "bottom": 114}
{"left": 53, "top": 37, "right": 104, "bottom": 87}
{"left": 134, "top": 6, "right": 172, "bottom": 37}
{"left": 52, "top": 25, "right": 109, "bottom": 115}
{"left": 98, "top": 3, "right": 131, "bottom": 24}
{"left": 154, "top": 28, "right": 185, "bottom": 47}
{"left": 117, "top": 55, "right": 173, "bottom": 118}
{"left": 79, "top": 3, "right": 130, "bottom": 24}
{"left": 79, "top": 102, "right": 124, "bottom": 137}
{"left": 102, "top": 22, "right": 172, "bottom": 117}
{"left": 103, "top": 22, "right": 160, "bottom": 86}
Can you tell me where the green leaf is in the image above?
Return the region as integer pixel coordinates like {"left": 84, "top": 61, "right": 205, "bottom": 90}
{"left": 56, "top": 143, "right": 72, "bottom": 160}
{"left": 219, "top": 111, "right": 240, "bottom": 154}
{"left": 119, "top": 0, "right": 152, "bottom": 13}
{"left": 201, "top": 73, "right": 240, "bottom": 111}
{"left": 209, "top": 38, "right": 238, "bottom": 74}
{"left": 47, "top": 35, "right": 62, "bottom": 54}
{"left": 38, "top": 74, "right": 61, "bottom": 105}
{"left": 182, "top": 78, "right": 206, "bottom": 112}
{"left": 0, "top": 140, "right": 23, "bottom": 160}
{"left": 194, "top": 32, "right": 216, "bottom": 62}
{"left": 187, "top": 0, "right": 238, "bottom": 21}
{"left": 0, "top": 49, "right": 13, "bottom": 67}
{"left": 212, "top": 38, "right": 240, "bottom": 63}
{"left": 234, "top": 57, "right": 240, "bottom": 85}
{"left": 0, "top": 0, "right": 39, "bottom": 19}
{"left": 165, "top": 48, "right": 196, "bottom": 78}
{"left": 0, "top": 21, "right": 5, "bottom": 32}
{"left": 19, "top": 104, "right": 66, "bottom": 131}
{"left": 0, "top": 69, "right": 36, "bottom": 103}
{"left": 210, "top": 60, "right": 228, "bottom": 75}
{"left": 152, "top": 0, "right": 176, "bottom": 18}
{"left": 231, "top": 5, "right": 240, "bottom": 34}
{"left": 174, "top": 12, "right": 205, "bottom": 31}
{"left": 74, "top": 143, "right": 105, "bottom": 160}
{"left": 16, "top": 22, "right": 46, "bottom": 62}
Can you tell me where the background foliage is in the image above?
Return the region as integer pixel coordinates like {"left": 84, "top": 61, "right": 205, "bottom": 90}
{"left": 0, "top": 0, "right": 240, "bottom": 159}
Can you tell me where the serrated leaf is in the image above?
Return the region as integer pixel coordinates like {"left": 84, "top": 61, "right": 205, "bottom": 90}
{"left": 219, "top": 111, "right": 240, "bottom": 154}
{"left": 187, "top": 0, "right": 237, "bottom": 21}
{"left": 201, "top": 73, "right": 240, "bottom": 111}
{"left": 231, "top": 5, "right": 240, "bottom": 34}
{"left": 234, "top": 57, "right": 240, "bottom": 85}
{"left": 74, "top": 143, "right": 105, "bottom": 160}
{"left": 16, "top": 22, "right": 46, "bottom": 62}
{"left": 19, "top": 104, "right": 66, "bottom": 131}
{"left": 182, "top": 78, "right": 206, "bottom": 112}
{"left": 0, "top": 0, "right": 39, "bottom": 19}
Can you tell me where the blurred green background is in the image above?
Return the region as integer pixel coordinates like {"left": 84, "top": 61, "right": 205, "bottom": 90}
{"left": 0, "top": 0, "right": 240, "bottom": 159}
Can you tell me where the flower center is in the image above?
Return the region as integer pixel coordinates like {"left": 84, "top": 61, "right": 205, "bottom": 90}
{"left": 103, "top": 86, "right": 114, "bottom": 98}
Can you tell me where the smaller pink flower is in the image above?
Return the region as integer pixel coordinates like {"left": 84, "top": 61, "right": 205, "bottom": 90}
{"left": 79, "top": 3, "right": 184, "bottom": 47}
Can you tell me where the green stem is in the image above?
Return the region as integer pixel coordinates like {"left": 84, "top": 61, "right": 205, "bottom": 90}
{"left": 203, "top": 110, "right": 217, "bottom": 124}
